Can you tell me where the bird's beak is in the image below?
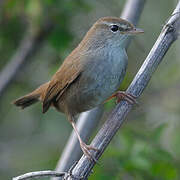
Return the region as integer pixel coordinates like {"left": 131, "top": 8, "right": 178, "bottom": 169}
{"left": 128, "top": 28, "right": 144, "bottom": 34}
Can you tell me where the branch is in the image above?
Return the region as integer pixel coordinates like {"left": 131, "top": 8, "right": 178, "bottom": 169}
{"left": 67, "top": 1, "right": 180, "bottom": 179}
{"left": 0, "top": 22, "right": 53, "bottom": 97}
{"left": 53, "top": 0, "right": 146, "bottom": 175}
{"left": 13, "top": 162, "right": 82, "bottom": 180}
{"left": 13, "top": 171, "right": 66, "bottom": 180}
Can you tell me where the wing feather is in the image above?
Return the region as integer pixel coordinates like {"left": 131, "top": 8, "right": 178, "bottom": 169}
{"left": 42, "top": 50, "right": 83, "bottom": 113}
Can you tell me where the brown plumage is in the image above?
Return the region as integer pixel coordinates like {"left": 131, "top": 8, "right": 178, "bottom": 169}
{"left": 42, "top": 47, "right": 84, "bottom": 114}
{"left": 14, "top": 82, "right": 49, "bottom": 109}
{"left": 13, "top": 17, "right": 143, "bottom": 161}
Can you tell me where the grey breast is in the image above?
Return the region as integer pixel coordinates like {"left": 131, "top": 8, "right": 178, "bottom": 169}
{"left": 70, "top": 48, "right": 128, "bottom": 114}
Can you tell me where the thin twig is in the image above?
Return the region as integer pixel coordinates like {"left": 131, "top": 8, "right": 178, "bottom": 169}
{"left": 67, "top": 1, "right": 180, "bottom": 179}
{"left": 12, "top": 170, "right": 66, "bottom": 180}
{"left": 53, "top": 0, "right": 146, "bottom": 177}
{"left": 13, "top": 161, "right": 82, "bottom": 180}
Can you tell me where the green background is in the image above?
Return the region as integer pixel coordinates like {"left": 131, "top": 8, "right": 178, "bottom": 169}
{"left": 0, "top": 0, "right": 180, "bottom": 179}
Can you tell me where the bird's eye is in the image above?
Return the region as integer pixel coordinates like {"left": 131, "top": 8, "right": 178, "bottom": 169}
{"left": 110, "top": 25, "right": 119, "bottom": 32}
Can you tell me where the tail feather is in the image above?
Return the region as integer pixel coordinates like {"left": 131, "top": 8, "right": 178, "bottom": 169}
{"left": 13, "top": 82, "right": 49, "bottom": 109}
{"left": 13, "top": 93, "right": 40, "bottom": 109}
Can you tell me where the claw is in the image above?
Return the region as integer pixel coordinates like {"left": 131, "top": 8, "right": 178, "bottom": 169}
{"left": 85, "top": 144, "right": 99, "bottom": 152}
{"left": 69, "top": 117, "right": 99, "bottom": 164}
{"left": 117, "top": 91, "right": 138, "bottom": 105}
{"left": 80, "top": 141, "right": 99, "bottom": 163}
{"left": 106, "top": 91, "right": 138, "bottom": 105}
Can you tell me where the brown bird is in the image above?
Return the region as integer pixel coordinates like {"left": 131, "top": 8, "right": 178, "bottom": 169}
{"left": 13, "top": 17, "right": 143, "bottom": 161}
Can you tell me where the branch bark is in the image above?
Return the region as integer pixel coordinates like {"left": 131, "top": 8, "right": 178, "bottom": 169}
{"left": 66, "top": 1, "right": 180, "bottom": 179}
{"left": 53, "top": 0, "right": 146, "bottom": 176}
{"left": 0, "top": 22, "right": 53, "bottom": 97}
{"left": 13, "top": 171, "right": 66, "bottom": 180}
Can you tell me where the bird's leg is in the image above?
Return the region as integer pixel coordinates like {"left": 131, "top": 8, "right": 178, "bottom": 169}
{"left": 67, "top": 114, "right": 99, "bottom": 162}
{"left": 105, "top": 91, "right": 138, "bottom": 105}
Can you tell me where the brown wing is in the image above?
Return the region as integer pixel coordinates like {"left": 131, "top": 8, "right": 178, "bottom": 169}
{"left": 42, "top": 50, "right": 83, "bottom": 113}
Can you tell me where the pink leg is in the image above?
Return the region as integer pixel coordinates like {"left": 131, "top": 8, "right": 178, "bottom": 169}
{"left": 68, "top": 115, "right": 99, "bottom": 162}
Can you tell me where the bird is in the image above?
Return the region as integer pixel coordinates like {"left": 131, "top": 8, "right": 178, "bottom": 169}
{"left": 13, "top": 17, "right": 143, "bottom": 161}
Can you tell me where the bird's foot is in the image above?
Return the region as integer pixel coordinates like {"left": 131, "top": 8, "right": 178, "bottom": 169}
{"left": 108, "top": 91, "right": 138, "bottom": 105}
{"left": 80, "top": 141, "right": 99, "bottom": 163}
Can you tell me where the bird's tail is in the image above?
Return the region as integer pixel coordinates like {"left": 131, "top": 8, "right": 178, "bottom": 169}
{"left": 13, "top": 82, "right": 49, "bottom": 109}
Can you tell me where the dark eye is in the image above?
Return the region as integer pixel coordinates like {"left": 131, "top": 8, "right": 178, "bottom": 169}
{"left": 110, "top": 25, "right": 119, "bottom": 32}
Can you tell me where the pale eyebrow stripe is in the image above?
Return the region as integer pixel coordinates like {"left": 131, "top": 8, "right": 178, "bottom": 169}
{"left": 99, "top": 21, "right": 129, "bottom": 30}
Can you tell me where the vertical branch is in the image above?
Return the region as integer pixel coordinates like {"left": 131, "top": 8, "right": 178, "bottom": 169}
{"left": 121, "top": 0, "right": 145, "bottom": 24}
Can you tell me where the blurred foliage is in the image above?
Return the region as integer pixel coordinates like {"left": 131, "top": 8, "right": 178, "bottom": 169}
{"left": 0, "top": 0, "right": 180, "bottom": 180}
{"left": 90, "top": 125, "right": 179, "bottom": 180}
